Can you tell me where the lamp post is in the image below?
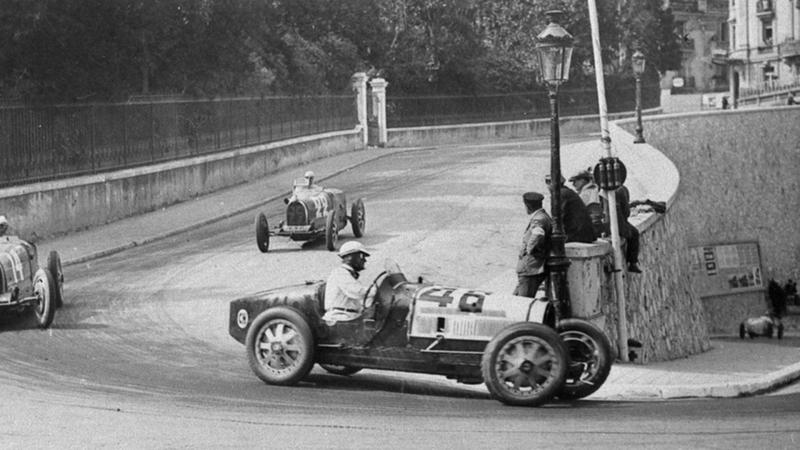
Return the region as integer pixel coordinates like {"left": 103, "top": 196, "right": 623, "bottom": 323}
{"left": 535, "top": 10, "right": 574, "bottom": 320}
{"left": 632, "top": 50, "right": 646, "bottom": 144}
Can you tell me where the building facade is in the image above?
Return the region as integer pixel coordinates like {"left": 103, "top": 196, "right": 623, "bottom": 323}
{"left": 727, "top": 0, "right": 800, "bottom": 90}
{"left": 667, "top": 0, "right": 731, "bottom": 91}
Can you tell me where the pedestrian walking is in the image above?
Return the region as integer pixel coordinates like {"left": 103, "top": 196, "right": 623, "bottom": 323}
{"left": 514, "top": 192, "right": 552, "bottom": 298}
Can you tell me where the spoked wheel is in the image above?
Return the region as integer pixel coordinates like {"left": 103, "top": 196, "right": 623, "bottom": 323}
{"left": 245, "top": 307, "right": 315, "bottom": 385}
{"left": 556, "top": 319, "right": 614, "bottom": 400}
{"left": 325, "top": 212, "right": 338, "bottom": 251}
{"left": 350, "top": 198, "right": 366, "bottom": 238}
{"left": 47, "top": 250, "right": 64, "bottom": 308}
{"left": 319, "top": 364, "right": 362, "bottom": 376}
{"left": 255, "top": 213, "right": 270, "bottom": 253}
{"left": 481, "top": 322, "right": 567, "bottom": 406}
{"left": 32, "top": 268, "right": 56, "bottom": 329}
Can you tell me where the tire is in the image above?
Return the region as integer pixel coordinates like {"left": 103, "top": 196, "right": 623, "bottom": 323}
{"left": 325, "top": 212, "right": 338, "bottom": 251}
{"left": 32, "top": 268, "right": 56, "bottom": 329}
{"left": 777, "top": 323, "right": 784, "bottom": 340}
{"left": 481, "top": 322, "right": 567, "bottom": 407}
{"left": 245, "top": 307, "right": 315, "bottom": 386}
{"left": 555, "top": 319, "right": 614, "bottom": 400}
{"left": 350, "top": 198, "right": 366, "bottom": 238}
{"left": 319, "top": 364, "right": 362, "bottom": 376}
{"left": 255, "top": 213, "right": 270, "bottom": 253}
{"left": 47, "top": 250, "right": 64, "bottom": 308}
{"left": 739, "top": 323, "right": 746, "bottom": 339}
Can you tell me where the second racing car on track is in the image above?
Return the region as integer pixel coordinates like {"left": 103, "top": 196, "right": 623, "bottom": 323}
{"left": 255, "top": 175, "right": 365, "bottom": 252}
{"left": 0, "top": 235, "right": 65, "bottom": 329}
{"left": 229, "top": 259, "right": 613, "bottom": 406}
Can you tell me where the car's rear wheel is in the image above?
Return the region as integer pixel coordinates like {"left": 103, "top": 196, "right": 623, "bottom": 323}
{"left": 47, "top": 250, "right": 64, "bottom": 308}
{"left": 246, "top": 307, "right": 315, "bottom": 385}
{"left": 32, "top": 268, "right": 56, "bottom": 329}
{"left": 481, "top": 322, "right": 567, "bottom": 406}
{"left": 778, "top": 323, "right": 784, "bottom": 339}
{"left": 555, "top": 318, "right": 614, "bottom": 400}
{"left": 350, "top": 198, "right": 366, "bottom": 238}
{"left": 255, "top": 212, "right": 270, "bottom": 253}
{"left": 319, "top": 364, "right": 362, "bottom": 376}
{"left": 739, "top": 323, "right": 746, "bottom": 339}
{"left": 325, "top": 212, "right": 338, "bottom": 251}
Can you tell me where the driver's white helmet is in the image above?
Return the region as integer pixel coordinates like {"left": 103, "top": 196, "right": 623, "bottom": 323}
{"left": 338, "top": 241, "right": 370, "bottom": 258}
{"left": 304, "top": 171, "right": 315, "bottom": 180}
{"left": 0, "top": 215, "right": 8, "bottom": 232}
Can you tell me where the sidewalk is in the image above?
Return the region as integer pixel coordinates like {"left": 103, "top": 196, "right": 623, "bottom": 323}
{"left": 36, "top": 142, "right": 800, "bottom": 401}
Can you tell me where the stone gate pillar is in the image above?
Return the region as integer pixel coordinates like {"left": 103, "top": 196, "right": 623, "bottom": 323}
{"left": 369, "top": 77, "right": 388, "bottom": 147}
{"left": 351, "top": 72, "right": 368, "bottom": 146}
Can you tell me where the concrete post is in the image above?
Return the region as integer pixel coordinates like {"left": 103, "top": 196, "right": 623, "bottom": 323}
{"left": 352, "top": 72, "right": 368, "bottom": 146}
{"left": 369, "top": 77, "right": 388, "bottom": 147}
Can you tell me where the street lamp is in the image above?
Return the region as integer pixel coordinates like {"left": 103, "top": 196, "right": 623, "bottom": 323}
{"left": 535, "top": 10, "right": 574, "bottom": 320}
{"left": 632, "top": 50, "right": 646, "bottom": 144}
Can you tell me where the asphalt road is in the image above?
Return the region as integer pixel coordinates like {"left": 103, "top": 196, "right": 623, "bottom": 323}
{"left": 2, "top": 141, "right": 800, "bottom": 449}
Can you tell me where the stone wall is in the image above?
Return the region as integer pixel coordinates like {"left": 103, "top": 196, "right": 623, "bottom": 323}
{"left": 620, "top": 107, "right": 800, "bottom": 335}
{"left": 0, "top": 130, "right": 362, "bottom": 239}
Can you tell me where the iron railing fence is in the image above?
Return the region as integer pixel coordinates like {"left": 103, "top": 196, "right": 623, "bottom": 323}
{"left": 0, "top": 95, "right": 357, "bottom": 187}
{"left": 386, "top": 83, "right": 661, "bottom": 128}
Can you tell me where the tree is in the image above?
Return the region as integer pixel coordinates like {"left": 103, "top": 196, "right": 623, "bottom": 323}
{"left": 619, "top": 0, "right": 681, "bottom": 75}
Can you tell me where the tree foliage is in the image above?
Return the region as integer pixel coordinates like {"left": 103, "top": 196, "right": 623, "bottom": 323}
{"left": 0, "top": 0, "right": 680, "bottom": 102}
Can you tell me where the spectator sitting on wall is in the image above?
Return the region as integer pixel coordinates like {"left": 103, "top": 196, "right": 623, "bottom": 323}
{"left": 569, "top": 169, "right": 604, "bottom": 238}
{"left": 545, "top": 174, "right": 596, "bottom": 243}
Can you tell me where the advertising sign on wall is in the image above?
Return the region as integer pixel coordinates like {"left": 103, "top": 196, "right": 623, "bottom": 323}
{"left": 689, "top": 241, "right": 764, "bottom": 298}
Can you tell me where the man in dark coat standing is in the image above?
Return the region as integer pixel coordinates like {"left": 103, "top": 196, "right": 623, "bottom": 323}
{"left": 515, "top": 192, "right": 552, "bottom": 298}
{"left": 545, "top": 174, "right": 596, "bottom": 243}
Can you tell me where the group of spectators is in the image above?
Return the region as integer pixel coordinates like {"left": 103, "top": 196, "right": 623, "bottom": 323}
{"left": 514, "top": 170, "right": 642, "bottom": 299}
{"left": 321, "top": 167, "right": 646, "bottom": 325}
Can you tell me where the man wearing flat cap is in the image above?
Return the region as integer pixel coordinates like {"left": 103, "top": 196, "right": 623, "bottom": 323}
{"left": 515, "top": 192, "right": 552, "bottom": 298}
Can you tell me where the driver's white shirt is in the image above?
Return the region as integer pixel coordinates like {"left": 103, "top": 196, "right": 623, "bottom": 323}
{"left": 323, "top": 264, "right": 370, "bottom": 322}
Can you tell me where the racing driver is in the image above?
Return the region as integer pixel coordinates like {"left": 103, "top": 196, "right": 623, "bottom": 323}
{"left": 322, "top": 241, "right": 376, "bottom": 323}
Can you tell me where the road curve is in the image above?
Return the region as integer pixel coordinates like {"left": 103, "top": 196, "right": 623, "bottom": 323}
{"left": 3, "top": 141, "right": 799, "bottom": 448}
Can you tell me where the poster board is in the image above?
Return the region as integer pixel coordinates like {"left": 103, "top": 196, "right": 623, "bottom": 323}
{"left": 688, "top": 241, "right": 764, "bottom": 298}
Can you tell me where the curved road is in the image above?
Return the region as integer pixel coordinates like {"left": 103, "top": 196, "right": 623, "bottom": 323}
{"left": 2, "top": 141, "right": 799, "bottom": 448}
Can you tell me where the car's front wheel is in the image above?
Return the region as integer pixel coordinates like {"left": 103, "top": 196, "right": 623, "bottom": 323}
{"left": 325, "top": 212, "right": 338, "bottom": 251}
{"left": 481, "top": 322, "right": 567, "bottom": 406}
{"left": 350, "top": 198, "right": 366, "bottom": 238}
{"left": 255, "top": 212, "right": 270, "bottom": 253}
{"left": 246, "top": 307, "right": 315, "bottom": 386}
{"left": 47, "top": 251, "right": 64, "bottom": 308}
{"left": 555, "top": 318, "right": 614, "bottom": 400}
{"left": 32, "top": 268, "right": 56, "bottom": 329}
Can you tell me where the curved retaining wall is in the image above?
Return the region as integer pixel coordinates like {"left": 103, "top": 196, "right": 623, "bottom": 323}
{"left": 0, "top": 130, "right": 361, "bottom": 239}
{"left": 558, "top": 125, "right": 711, "bottom": 363}
{"left": 620, "top": 106, "right": 800, "bottom": 334}
{"left": 387, "top": 110, "right": 658, "bottom": 147}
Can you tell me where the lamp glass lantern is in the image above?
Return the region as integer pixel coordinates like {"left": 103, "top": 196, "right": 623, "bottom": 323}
{"left": 535, "top": 11, "right": 574, "bottom": 88}
{"left": 631, "top": 50, "right": 646, "bottom": 76}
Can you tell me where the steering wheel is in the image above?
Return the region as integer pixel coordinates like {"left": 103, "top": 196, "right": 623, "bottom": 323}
{"left": 363, "top": 270, "right": 388, "bottom": 309}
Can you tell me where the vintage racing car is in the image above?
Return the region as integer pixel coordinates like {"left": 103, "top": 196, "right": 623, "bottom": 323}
{"left": 740, "top": 314, "right": 784, "bottom": 339}
{"left": 0, "top": 235, "right": 64, "bottom": 328}
{"left": 229, "top": 259, "right": 613, "bottom": 406}
{"left": 255, "top": 177, "right": 365, "bottom": 252}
